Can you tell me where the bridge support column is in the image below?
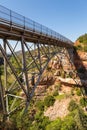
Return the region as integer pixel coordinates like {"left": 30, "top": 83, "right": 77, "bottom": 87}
{"left": 3, "top": 39, "right": 9, "bottom": 121}
{"left": 21, "top": 36, "right": 30, "bottom": 100}
{"left": 66, "top": 48, "right": 74, "bottom": 64}
{"left": 0, "top": 73, "right": 6, "bottom": 121}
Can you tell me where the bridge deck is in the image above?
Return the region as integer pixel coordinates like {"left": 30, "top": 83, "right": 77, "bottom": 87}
{"left": 0, "top": 5, "right": 73, "bottom": 48}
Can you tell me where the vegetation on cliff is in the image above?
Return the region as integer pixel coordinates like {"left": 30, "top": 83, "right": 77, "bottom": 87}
{"left": 75, "top": 33, "right": 87, "bottom": 52}
{"left": 77, "top": 33, "right": 87, "bottom": 44}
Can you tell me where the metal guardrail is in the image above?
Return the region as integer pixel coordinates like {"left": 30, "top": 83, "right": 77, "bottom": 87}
{"left": 0, "top": 5, "right": 73, "bottom": 45}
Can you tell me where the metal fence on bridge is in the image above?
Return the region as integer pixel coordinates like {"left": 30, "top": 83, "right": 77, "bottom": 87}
{"left": 0, "top": 5, "right": 73, "bottom": 44}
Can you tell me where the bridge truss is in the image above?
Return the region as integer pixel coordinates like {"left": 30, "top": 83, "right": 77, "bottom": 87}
{"left": 0, "top": 39, "right": 74, "bottom": 120}
{"left": 0, "top": 5, "right": 74, "bottom": 120}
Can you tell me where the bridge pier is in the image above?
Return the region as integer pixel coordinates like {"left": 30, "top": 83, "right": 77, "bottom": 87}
{"left": 3, "top": 39, "right": 9, "bottom": 121}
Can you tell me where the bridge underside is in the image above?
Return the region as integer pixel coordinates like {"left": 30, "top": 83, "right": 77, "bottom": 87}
{"left": 0, "top": 22, "right": 73, "bottom": 48}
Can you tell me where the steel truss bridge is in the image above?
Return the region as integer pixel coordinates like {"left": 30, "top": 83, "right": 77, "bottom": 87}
{"left": 0, "top": 5, "right": 74, "bottom": 119}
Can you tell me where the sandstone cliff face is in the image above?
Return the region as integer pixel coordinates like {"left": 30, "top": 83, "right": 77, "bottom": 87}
{"left": 34, "top": 49, "right": 87, "bottom": 120}
{"left": 36, "top": 49, "right": 87, "bottom": 90}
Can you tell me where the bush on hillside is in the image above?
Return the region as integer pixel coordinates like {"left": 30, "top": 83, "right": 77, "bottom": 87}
{"left": 78, "top": 33, "right": 87, "bottom": 44}
{"left": 61, "top": 116, "right": 77, "bottom": 130}
{"left": 74, "top": 108, "right": 87, "bottom": 130}
{"left": 80, "top": 97, "right": 87, "bottom": 107}
{"left": 36, "top": 100, "right": 44, "bottom": 111}
{"left": 76, "top": 89, "right": 82, "bottom": 96}
{"left": 35, "top": 112, "right": 50, "bottom": 130}
{"left": 68, "top": 100, "right": 78, "bottom": 111}
{"left": 53, "top": 90, "right": 59, "bottom": 96}
{"left": 76, "top": 33, "right": 87, "bottom": 52}
{"left": 46, "top": 118, "right": 62, "bottom": 130}
{"left": 44, "top": 95, "right": 55, "bottom": 107}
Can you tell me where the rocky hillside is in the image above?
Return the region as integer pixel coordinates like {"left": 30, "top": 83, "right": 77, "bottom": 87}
{"left": 34, "top": 48, "right": 87, "bottom": 119}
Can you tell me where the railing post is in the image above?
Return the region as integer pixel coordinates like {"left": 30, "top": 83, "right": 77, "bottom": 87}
{"left": 33, "top": 21, "right": 35, "bottom": 32}
{"left": 24, "top": 16, "right": 25, "bottom": 29}
{"left": 10, "top": 10, "right": 12, "bottom": 29}
{"left": 46, "top": 27, "right": 48, "bottom": 36}
{"left": 41, "top": 24, "right": 42, "bottom": 34}
{"left": 51, "top": 30, "right": 52, "bottom": 37}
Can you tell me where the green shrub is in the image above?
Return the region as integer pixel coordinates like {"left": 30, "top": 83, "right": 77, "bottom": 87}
{"left": 80, "top": 97, "right": 87, "bottom": 107}
{"left": 41, "top": 116, "right": 50, "bottom": 130}
{"left": 68, "top": 100, "right": 78, "bottom": 111}
{"left": 76, "top": 89, "right": 82, "bottom": 96}
{"left": 35, "top": 112, "right": 50, "bottom": 130}
{"left": 53, "top": 90, "right": 59, "bottom": 96}
{"left": 35, "top": 111, "right": 43, "bottom": 120}
{"left": 30, "top": 125, "right": 39, "bottom": 130}
{"left": 78, "top": 33, "right": 87, "bottom": 44}
{"left": 44, "top": 95, "right": 55, "bottom": 107}
{"left": 36, "top": 100, "right": 44, "bottom": 111}
{"left": 74, "top": 108, "right": 87, "bottom": 130}
{"left": 46, "top": 118, "right": 62, "bottom": 130}
{"left": 61, "top": 116, "right": 77, "bottom": 130}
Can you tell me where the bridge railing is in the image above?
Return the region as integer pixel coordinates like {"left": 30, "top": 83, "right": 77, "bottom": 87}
{"left": 0, "top": 5, "right": 73, "bottom": 45}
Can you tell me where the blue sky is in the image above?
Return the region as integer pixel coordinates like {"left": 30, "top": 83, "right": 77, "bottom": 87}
{"left": 0, "top": 0, "right": 87, "bottom": 42}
